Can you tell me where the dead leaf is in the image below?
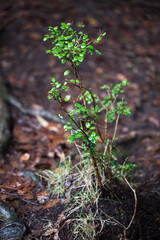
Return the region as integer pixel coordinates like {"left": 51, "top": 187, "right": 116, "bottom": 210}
{"left": 35, "top": 114, "right": 49, "bottom": 127}
{"left": 43, "top": 228, "right": 56, "bottom": 236}
{"left": 31, "top": 104, "right": 44, "bottom": 111}
{"left": 24, "top": 205, "right": 42, "bottom": 211}
{"left": 42, "top": 199, "right": 60, "bottom": 209}
{"left": 0, "top": 181, "right": 24, "bottom": 190}
{"left": 153, "top": 99, "right": 160, "bottom": 106}
{"left": 96, "top": 67, "right": 104, "bottom": 74}
{"left": 148, "top": 116, "right": 160, "bottom": 128}
{"left": 87, "top": 15, "right": 99, "bottom": 26}
{"left": 36, "top": 190, "right": 51, "bottom": 204}
{"left": 116, "top": 73, "right": 127, "bottom": 81}
{"left": 47, "top": 123, "right": 59, "bottom": 132}
{"left": 30, "top": 32, "right": 41, "bottom": 40}
{"left": 31, "top": 228, "right": 43, "bottom": 236}
{"left": 20, "top": 153, "right": 30, "bottom": 162}
{"left": 0, "top": 194, "right": 8, "bottom": 200}
{"left": 23, "top": 192, "right": 34, "bottom": 200}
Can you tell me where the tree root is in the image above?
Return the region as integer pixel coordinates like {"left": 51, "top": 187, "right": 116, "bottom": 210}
{"left": 7, "top": 96, "right": 160, "bottom": 142}
{"left": 6, "top": 95, "right": 66, "bottom": 124}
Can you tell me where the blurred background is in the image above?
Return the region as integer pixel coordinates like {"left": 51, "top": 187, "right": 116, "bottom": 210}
{"left": 0, "top": 1, "right": 160, "bottom": 239}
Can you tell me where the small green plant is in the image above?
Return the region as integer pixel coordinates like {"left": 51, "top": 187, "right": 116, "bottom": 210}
{"left": 43, "top": 23, "right": 137, "bottom": 239}
{"left": 44, "top": 22, "right": 131, "bottom": 191}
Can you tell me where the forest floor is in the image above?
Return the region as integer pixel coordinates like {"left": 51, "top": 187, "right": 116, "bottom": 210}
{"left": 0, "top": 0, "right": 160, "bottom": 239}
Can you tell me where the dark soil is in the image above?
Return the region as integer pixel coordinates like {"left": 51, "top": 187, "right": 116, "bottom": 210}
{"left": 0, "top": 0, "right": 160, "bottom": 239}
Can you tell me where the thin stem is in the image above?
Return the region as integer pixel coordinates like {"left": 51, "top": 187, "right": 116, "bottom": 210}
{"left": 71, "top": 62, "right": 87, "bottom": 109}
{"left": 103, "top": 139, "right": 109, "bottom": 156}
{"left": 60, "top": 101, "right": 89, "bottom": 141}
{"left": 87, "top": 88, "right": 104, "bottom": 142}
{"left": 108, "top": 144, "right": 114, "bottom": 197}
{"left": 104, "top": 109, "right": 108, "bottom": 142}
{"left": 72, "top": 83, "right": 104, "bottom": 142}
{"left": 59, "top": 100, "right": 104, "bottom": 192}
{"left": 112, "top": 113, "right": 120, "bottom": 141}
{"left": 89, "top": 150, "right": 104, "bottom": 192}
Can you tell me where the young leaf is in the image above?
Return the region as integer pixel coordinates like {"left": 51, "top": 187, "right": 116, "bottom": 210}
{"left": 64, "top": 70, "right": 70, "bottom": 76}
{"left": 94, "top": 49, "right": 102, "bottom": 55}
{"left": 85, "top": 122, "right": 91, "bottom": 128}
{"left": 81, "top": 43, "right": 86, "bottom": 49}
{"left": 70, "top": 79, "right": 76, "bottom": 84}
{"left": 75, "top": 103, "right": 82, "bottom": 108}
{"left": 65, "top": 95, "right": 71, "bottom": 102}
{"left": 58, "top": 114, "right": 63, "bottom": 119}
{"left": 61, "top": 58, "right": 67, "bottom": 64}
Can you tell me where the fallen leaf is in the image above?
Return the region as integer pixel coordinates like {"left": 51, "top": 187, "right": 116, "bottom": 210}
{"left": 24, "top": 205, "right": 42, "bottom": 211}
{"left": 30, "top": 32, "right": 41, "bottom": 40}
{"left": 87, "top": 15, "right": 99, "bottom": 26}
{"left": 0, "top": 194, "right": 8, "bottom": 200}
{"left": 47, "top": 123, "right": 59, "bottom": 132}
{"left": 148, "top": 116, "right": 160, "bottom": 128}
{"left": 31, "top": 228, "right": 43, "bottom": 236}
{"left": 35, "top": 114, "right": 49, "bottom": 127}
{"left": 43, "top": 228, "right": 57, "bottom": 236}
{"left": 0, "top": 181, "right": 24, "bottom": 190}
{"left": 96, "top": 67, "right": 104, "bottom": 74}
{"left": 23, "top": 192, "right": 34, "bottom": 200}
{"left": 20, "top": 153, "right": 30, "bottom": 162}
{"left": 31, "top": 104, "right": 44, "bottom": 111}
{"left": 36, "top": 190, "right": 51, "bottom": 204}
{"left": 42, "top": 199, "right": 60, "bottom": 209}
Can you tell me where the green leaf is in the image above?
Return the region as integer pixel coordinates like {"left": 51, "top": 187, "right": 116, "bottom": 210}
{"left": 94, "top": 49, "right": 102, "bottom": 55}
{"left": 56, "top": 83, "right": 61, "bottom": 88}
{"left": 75, "top": 103, "right": 82, "bottom": 108}
{"left": 70, "top": 79, "right": 76, "bottom": 84}
{"left": 95, "top": 36, "right": 102, "bottom": 42}
{"left": 87, "top": 45, "right": 95, "bottom": 50}
{"left": 75, "top": 80, "right": 80, "bottom": 84}
{"left": 46, "top": 50, "right": 52, "bottom": 54}
{"left": 47, "top": 94, "right": 53, "bottom": 100}
{"left": 64, "top": 70, "right": 70, "bottom": 76}
{"left": 101, "top": 85, "right": 109, "bottom": 89}
{"left": 85, "top": 122, "right": 91, "bottom": 128}
{"left": 61, "top": 58, "right": 67, "bottom": 64}
{"left": 58, "top": 114, "right": 63, "bottom": 119}
{"left": 43, "top": 37, "right": 49, "bottom": 41}
{"left": 65, "top": 95, "right": 71, "bottom": 102}
{"left": 76, "top": 61, "right": 81, "bottom": 66}
{"left": 68, "top": 135, "right": 75, "bottom": 143}
{"left": 114, "top": 137, "right": 118, "bottom": 141}
{"left": 83, "top": 34, "right": 88, "bottom": 40}
{"left": 57, "top": 41, "right": 64, "bottom": 48}
{"left": 81, "top": 43, "right": 86, "bottom": 49}
{"left": 78, "top": 24, "right": 85, "bottom": 28}
{"left": 61, "top": 22, "right": 69, "bottom": 29}
{"left": 68, "top": 42, "right": 74, "bottom": 48}
{"left": 53, "top": 26, "right": 58, "bottom": 30}
{"left": 70, "top": 109, "right": 75, "bottom": 115}
{"left": 62, "top": 85, "right": 68, "bottom": 90}
{"left": 77, "top": 56, "right": 84, "bottom": 62}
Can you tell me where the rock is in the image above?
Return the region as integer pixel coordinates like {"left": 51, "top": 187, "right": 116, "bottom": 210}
{"left": 0, "top": 201, "right": 26, "bottom": 240}
{"left": 0, "top": 76, "right": 12, "bottom": 160}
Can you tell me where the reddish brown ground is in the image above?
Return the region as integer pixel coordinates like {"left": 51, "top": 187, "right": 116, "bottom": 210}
{"left": 0, "top": 0, "right": 160, "bottom": 239}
